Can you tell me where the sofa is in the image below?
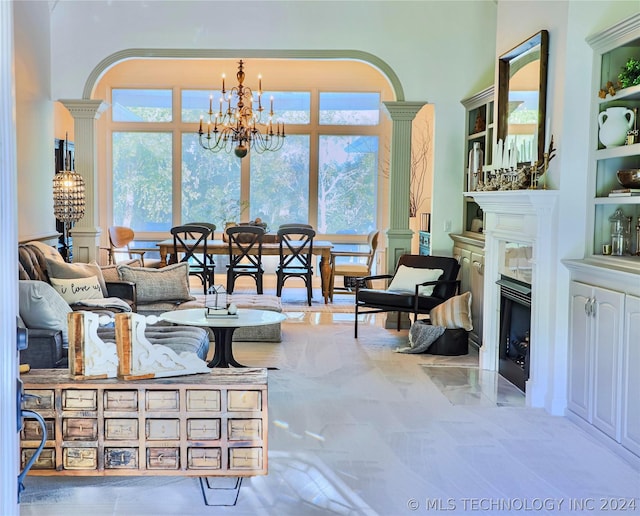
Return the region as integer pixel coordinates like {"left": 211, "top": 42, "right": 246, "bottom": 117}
{"left": 17, "top": 242, "right": 282, "bottom": 368}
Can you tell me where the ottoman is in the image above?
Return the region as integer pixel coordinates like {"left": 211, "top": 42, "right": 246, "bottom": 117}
{"left": 228, "top": 294, "right": 283, "bottom": 342}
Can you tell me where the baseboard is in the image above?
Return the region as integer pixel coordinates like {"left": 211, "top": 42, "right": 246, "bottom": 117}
{"left": 565, "top": 410, "right": 640, "bottom": 471}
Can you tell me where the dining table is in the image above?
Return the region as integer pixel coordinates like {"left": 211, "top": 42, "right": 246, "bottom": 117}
{"left": 156, "top": 238, "right": 334, "bottom": 303}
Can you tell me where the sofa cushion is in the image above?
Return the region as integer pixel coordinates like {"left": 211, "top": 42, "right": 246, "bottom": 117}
{"left": 50, "top": 276, "right": 105, "bottom": 304}
{"left": 18, "top": 280, "right": 72, "bottom": 344}
{"left": 117, "top": 263, "right": 194, "bottom": 304}
{"left": 46, "top": 258, "right": 108, "bottom": 296}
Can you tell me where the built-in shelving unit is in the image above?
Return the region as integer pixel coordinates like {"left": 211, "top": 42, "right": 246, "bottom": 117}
{"left": 588, "top": 20, "right": 640, "bottom": 267}
{"left": 461, "top": 86, "right": 494, "bottom": 236}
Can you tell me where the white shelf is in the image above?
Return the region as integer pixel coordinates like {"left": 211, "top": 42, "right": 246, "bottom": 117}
{"left": 597, "top": 84, "right": 640, "bottom": 104}
{"left": 595, "top": 196, "right": 640, "bottom": 205}
{"left": 595, "top": 142, "right": 640, "bottom": 159}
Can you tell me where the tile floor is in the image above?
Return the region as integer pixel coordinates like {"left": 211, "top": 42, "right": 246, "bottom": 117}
{"left": 18, "top": 294, "right": 640, "bottom": 515}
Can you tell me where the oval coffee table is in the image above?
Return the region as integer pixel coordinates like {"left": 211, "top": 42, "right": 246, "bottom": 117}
{"left": 160, "top": 308, "right": 286, "bottom": 368}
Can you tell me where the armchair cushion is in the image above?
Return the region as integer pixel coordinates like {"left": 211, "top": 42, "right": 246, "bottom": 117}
{"left": 18, "top": 280, "right": 72, "bottom": 344}
{"left": 50, "top": 276, "right": 105, "bottom": 304}
{"left": 429, "top": 292, "right": 473, "bottom": 331}
{"left": 45, "top": 258, "right": 108, "bottom": 296}
{"left": 387, "top": 265, "right": 444, "bottom": 296}
{"left": 117, "top": 263, "right": 194, "bottom": 303}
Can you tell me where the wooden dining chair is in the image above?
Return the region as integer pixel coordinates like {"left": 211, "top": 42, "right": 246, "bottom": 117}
{"left": 104, "top": 226, "right": 160, "bottom": 267}
{"left": 276, "top": 226, "right": 316, "bottom": 305}
{"left": 329, "top": 230, "right": 379, "bottom": 301}
{"left": 170, "top": 224, "right": 215, "bottom": 293}
{"left": 184, "top": 222, "right": 216, "bottom": 281}
{"left": 225, "top": 225, "right": 266, "bottom": 294}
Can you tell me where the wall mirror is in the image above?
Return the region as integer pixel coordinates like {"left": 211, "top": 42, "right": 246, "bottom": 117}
{"left": 497, "top": 30, "right": 549, "bottom": 165}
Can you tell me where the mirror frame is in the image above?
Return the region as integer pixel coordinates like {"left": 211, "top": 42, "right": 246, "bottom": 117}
{"left": 497, "top": 30, "right": 549, "bottom": 164}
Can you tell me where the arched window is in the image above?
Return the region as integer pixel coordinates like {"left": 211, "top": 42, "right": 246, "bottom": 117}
{"left": 95, "top": 58, "right": 393, "bottom": 239}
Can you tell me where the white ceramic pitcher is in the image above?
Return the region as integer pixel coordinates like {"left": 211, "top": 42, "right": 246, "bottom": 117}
{"left": 598, "top": 107, "right": 635, "bottom": 148}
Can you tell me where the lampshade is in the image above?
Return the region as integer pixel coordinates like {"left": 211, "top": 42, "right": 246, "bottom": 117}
{"left": 53, "top": 170, "right": 86, "bottom": 223}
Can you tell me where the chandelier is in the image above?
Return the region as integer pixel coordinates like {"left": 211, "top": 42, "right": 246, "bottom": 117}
{"left": 198, "top": 60, "right": 285, "bottom": 158}
{"left": 53, "top": 135, "right": 85, "bottom": 262}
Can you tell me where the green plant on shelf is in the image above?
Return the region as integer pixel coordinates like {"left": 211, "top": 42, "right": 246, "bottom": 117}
{"left": 618, "top": 57, "right": 640, "bottom": 89}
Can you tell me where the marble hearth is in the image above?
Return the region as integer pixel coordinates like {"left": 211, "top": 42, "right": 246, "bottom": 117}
{"left": 469, "top": 190, "right": 559, "bottom": 411}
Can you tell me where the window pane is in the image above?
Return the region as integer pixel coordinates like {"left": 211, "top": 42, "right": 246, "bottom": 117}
{"left": 112, "top": 132, "right": 172, "bottom": 231}
{"left": 183, "top": 90, "right": 310, "bottom": 125}
{"left": 112, "top": 89, "right": 172, "bottom": 122}
{"left": 319, "top": 92, "right": 380, "bottom": 125}
{"left": 249, "top": 135, "right": 310, "bottom": 230}
{"left": 261, "top": 91, "right": 310, "bottom": 124}
{"left": 318, "top": 135, "right": 378, "bottom": 234}
{"left": 182, "top": 133, "right": 241, "bottom": 228}
{"left": 182, "top": 90, "right": 213, "bottom": 123}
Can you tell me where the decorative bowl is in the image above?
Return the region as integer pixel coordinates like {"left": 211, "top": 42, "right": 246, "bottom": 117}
{"left": 616, "top": 169, "right": 640, "bottom": 188}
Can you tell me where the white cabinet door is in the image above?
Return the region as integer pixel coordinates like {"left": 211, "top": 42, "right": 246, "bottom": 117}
{"left": 568, "top": 282, "right": 593, "bottom": 421}
{"left": 470, "top": 251, "right": 484, "bottom": 347}
{"left": 591, "top": 286, "right": 624, "bottom": 440}
{"left": 621, "top": 294, "right": 640, "bottom": 456}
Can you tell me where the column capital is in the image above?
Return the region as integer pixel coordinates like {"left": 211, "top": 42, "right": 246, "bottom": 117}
{"left": 59, "top": 99, "right": 109, "bottom": 120}
{"left": 382, "top": 101, "right": 426, "bottom": 121}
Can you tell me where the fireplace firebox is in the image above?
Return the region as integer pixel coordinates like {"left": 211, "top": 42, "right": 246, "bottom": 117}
{"left": 497, "top": 275, "right": 532, "bottom": 392}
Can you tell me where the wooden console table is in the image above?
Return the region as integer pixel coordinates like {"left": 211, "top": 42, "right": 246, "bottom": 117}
{"left": 20, "top": 368, "right": 267, "bottom": 482}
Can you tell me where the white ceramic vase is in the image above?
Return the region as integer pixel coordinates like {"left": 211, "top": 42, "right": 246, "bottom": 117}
{"left": 598, "top": 107, "right": 635, "bottom": 148}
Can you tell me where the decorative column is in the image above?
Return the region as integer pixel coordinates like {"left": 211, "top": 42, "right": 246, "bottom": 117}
{"left": 382, "top": 101, "right": 425, "bottom": 274}
{"left": 60, "top": 99, "right": 108, "bottom": 263}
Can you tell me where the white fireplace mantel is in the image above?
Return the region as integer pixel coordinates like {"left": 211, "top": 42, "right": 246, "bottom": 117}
{"left": 467, "top": 190, "right": 559, "bottom": 410}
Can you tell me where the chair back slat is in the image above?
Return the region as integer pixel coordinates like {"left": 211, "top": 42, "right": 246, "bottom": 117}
{"left": 225, "top": 225, "right": 266, "bottom": 294}
{"left": 170, "top": 224, "right": 214, "bottom": 292}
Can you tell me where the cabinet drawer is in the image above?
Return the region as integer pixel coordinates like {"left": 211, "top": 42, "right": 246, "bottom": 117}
{"left": 229, "top": 447, "right": 263, "bottom": 469}
{"left": 186, "top": 389, "right": 220, "bottom": 412}
{"left": 187, "top": 419, "right": 220, "bottom": 440}
{"left": 63, "top": 418, "right": 98, "bottom": 440}
{"left": 21, "top": 448, "right": 55, "bottom": 470}
{"left": 63, "top": 447, "right": 97, "bottom": 470}
{"left": 147, "top": 447, "right": 179, "bottom": 470}
{"left": 187, "top": 447, "right": 221, "bottom": 469}
{"left": 145, "top": 391, "right": 179, "bottom": 411}
{"left": 228, "top": 419, "right": 262, "bottom": 441}
{"left": 63, "top": 390, "right": 97, "bottom": 410}
{"left": 21, "top": 419, "right": 54, "bottom": 441}
{"left": 228, "top": 390, "right": 261, "bottom": 411}
{"left": 105, "top": 419, "right": 138, "bottom": 440}
{"left": 23, "top": 389, "right": 54, "bottom": 410}
{"left": 105, "top": 447, "right": 138, "bottom": 469}
{"left": 104, "top": 390, "right": 138, "bottom": 411}
{"left": 146, "top": 419, "right": 180, "bottom": 440}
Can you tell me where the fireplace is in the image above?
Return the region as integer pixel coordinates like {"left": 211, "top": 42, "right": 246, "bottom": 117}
{"left": 468, "top": 190, "right": 561, "bottom": 413}
{"left": 498, "top": 275, "right": 531, "bottom": 391}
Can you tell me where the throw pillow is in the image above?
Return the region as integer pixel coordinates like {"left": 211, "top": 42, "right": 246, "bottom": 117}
{"left": 429, "top": 291, "right": 473, "bottom": 330}
{"left": 45, "top": 258, "right": 108, "bottom": 296}
{"left": 387, "top": 265, "right": 444, "bottom": 296}
{"left": 117, "top": 263, "right": 193, "bottom": 304}
{"left": 50, "top": 276, "right": 104, "bottom": 305}
{"left": 18, "top": 280, "right": 72, "bottom": 344}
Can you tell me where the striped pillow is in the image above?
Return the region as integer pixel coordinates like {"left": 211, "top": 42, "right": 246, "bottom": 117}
{"left": 429, "top": 292, "right": 473, "bottom": 330}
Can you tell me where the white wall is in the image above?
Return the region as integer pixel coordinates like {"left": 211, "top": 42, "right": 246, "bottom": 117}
{"left": 15, "top": 0, "right": 55, "bottom": 242}
{"left": 48, "top": 0, "right": 497, "bottom": 254}
{"left": 495, "top": 0, "right": 638, "bottom": 414}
